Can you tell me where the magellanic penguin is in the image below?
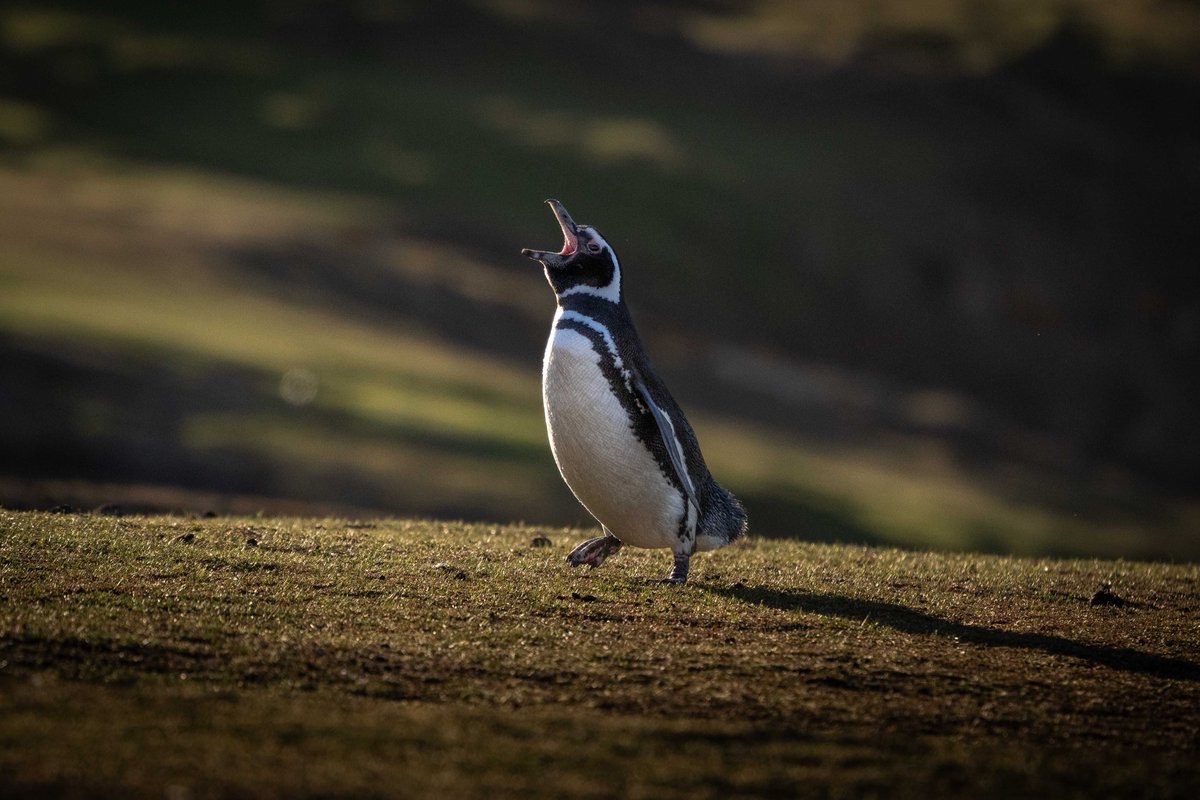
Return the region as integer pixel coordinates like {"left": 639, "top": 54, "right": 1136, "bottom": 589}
{"left": 522, "top": 199, "right": 747, "bottom": 583}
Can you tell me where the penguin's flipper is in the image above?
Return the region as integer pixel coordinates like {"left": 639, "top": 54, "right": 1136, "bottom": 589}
{"left": 631, "top": 370, "right": 698, "bottom": 512}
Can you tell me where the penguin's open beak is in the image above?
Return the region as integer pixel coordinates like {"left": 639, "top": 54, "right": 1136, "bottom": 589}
{"left": 521, "top": 199, "right": 579, "bottom": 268}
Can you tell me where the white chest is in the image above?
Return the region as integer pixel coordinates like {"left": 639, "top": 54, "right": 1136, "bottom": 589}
{"left": 542, "top": 322, "right": 683, "bottom": 549}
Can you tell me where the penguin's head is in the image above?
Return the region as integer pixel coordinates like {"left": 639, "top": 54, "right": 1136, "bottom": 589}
{"left": 522, "top": 199, "right": 622, "bottom": 303}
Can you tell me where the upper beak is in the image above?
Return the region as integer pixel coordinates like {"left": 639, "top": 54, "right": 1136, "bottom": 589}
{"left": 521, "top": 199, "right": 579, "bottom": 266}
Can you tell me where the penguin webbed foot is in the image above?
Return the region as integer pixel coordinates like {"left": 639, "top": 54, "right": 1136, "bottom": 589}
{"left": 566, "top": 532, "right": 622, "bottom": 569}
{"left": 658, "top": 552, "right": 690, "bottom": 584}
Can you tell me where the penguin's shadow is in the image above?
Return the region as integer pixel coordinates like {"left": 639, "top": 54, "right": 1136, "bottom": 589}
{"left": 706, "top": 583, "right": 1200, "bottom": 683}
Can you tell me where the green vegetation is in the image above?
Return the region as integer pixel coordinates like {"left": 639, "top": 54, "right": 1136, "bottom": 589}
{"left": 2, "top": 6, "right": 1195, "bottom": 792}
{"left": 1, "top": 1, "right": 1198, "bottom": 559}
{"left": 2, "top": 163, "right": 1197, "bottom": 560}
{"left": 1, "top": 510, "right": 1198, "bottom": 797}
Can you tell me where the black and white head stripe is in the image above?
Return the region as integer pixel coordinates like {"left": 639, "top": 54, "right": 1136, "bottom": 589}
{"left": 522, "top": 202, "right": 624, "bottom": 304}
{"left": 559, "top": 227, "right": 622, "bottom": 303}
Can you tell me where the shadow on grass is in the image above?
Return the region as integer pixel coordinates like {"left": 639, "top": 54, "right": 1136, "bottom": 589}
{"left": 710, "top": 584, "right": 1200, "bottom": 683}
{"left": 0, "top": 332, "right": 563, "bottom": 520}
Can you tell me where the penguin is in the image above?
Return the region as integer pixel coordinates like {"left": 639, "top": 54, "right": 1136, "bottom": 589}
{"left": 522, "top": 199, "right": 747, "bottom": 583}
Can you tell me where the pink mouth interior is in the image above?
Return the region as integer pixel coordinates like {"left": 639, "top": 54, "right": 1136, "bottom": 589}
{"left": 559, "top": 236, "right": 577, "bottom": 256}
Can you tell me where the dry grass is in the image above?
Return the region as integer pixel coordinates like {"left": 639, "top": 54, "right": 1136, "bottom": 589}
{"left": 1, "top": 510, "right": 1197, "bottom": 798}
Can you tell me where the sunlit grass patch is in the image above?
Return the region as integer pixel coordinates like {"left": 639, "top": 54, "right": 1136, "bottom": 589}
{"left": 0, "top": 511, "right": 1197, "bottom": 797}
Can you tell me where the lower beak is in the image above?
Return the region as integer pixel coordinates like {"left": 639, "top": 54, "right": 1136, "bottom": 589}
{"left": 522, "top": 198, "right": 579, "bottom": 267}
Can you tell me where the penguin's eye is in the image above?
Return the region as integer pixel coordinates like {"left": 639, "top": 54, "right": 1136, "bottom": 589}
{"left": 586, "top": 241, "right": 602, "bottom": 253}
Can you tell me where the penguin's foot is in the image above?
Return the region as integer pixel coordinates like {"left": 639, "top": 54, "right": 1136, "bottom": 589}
{"left": 566, "top": 533, "right": 622, "bottom": 569}
{"left": 659, "top": 552, "right": 690, "bottom": 584}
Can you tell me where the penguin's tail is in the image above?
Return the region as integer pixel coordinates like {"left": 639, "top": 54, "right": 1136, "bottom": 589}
{"left": 698, "top": 479, "right": 747, "bottom": 545}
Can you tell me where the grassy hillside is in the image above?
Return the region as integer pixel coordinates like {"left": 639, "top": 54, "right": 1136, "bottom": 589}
{"left": 1, "top": 0, "right": 1198, "bottom": 559}
{"left": 2, "top": 510, "right": 1198, "bottom": 797}
{"left": 3, "top": 164, "right": 1197, "bottom": 561}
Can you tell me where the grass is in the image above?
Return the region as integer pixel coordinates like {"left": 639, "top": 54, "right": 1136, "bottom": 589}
{"left": 1, "top": 1, "right": 1198, "bottom": 561}
{"left": 3, "top": 162, "right": 1198, "bottom": 559}
{"left": 1, "top": 509, "right": 1198, "bottom": 797}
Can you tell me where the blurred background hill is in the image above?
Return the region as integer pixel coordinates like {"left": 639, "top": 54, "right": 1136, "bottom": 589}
{"left": 1, "top": 0, "right": 1197, "bottom": 559}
